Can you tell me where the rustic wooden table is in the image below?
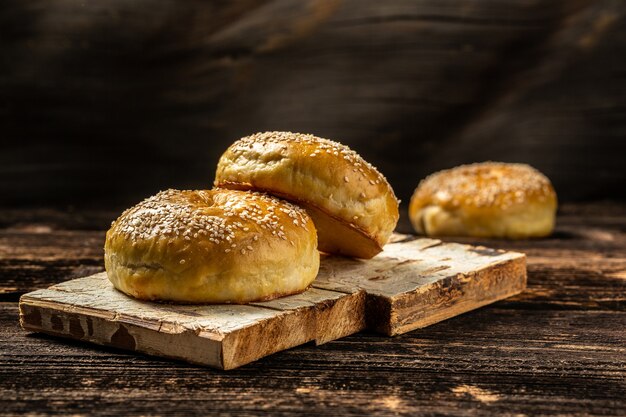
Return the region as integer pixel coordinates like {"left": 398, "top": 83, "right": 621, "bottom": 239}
{"left": 1, "top": 203, "right": 625, "bottom": 415}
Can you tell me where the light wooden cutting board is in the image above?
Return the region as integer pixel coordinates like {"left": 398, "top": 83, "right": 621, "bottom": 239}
{"left": 20, "top": 235, "right": 526, "bottom": 369}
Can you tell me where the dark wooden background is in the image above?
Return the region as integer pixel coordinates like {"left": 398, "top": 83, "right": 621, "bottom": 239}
{"left": 2, "top": 0, "right": 626, "bottom": 209}
{"left": 2, "top": 203, "right": 625, "bottom": 415}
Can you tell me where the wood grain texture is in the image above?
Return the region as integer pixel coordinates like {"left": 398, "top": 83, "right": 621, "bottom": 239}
{"left": 253, "top": 286, "right": 366, "bottom": 345}
{"left": 1, "top": 203, "right": 625, "bottom": 414}
{"left": 315, "top": 239, "right": 526, "bottom": 335}
{"left": 18, "top": 237, "right": 524, "bottom": 367}
{"left": 2, "top": 0, "right": 625, "bottom": 207}
{"left": 19, "top": 274, "right": 364, "bottom": 369}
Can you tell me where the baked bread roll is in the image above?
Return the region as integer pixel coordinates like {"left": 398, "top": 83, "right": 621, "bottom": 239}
{"left": 105, "top": 189, "right": 319, "bottom": 303}
{"left": 409, "top": 162, "right": 557, "bottom": 239}
{"left": 214, "top": 131, "right": 399, "bottom": 259}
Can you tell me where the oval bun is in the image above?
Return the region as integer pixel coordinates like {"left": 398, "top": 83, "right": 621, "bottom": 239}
{"left": 105, "top": 189, "right": 319, "bottom": 303}
{"left": 215, "top": 131, "right": 399, "bottom": 259}
{"left": 409, "top": 162, "right": 557, "bottom": 239}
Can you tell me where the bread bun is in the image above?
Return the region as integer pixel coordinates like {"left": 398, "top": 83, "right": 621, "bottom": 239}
{"left": 409, "top": 162, "right": 557, "bottom": 239}
{"left": 105, "top": 189, "right": 319, "bottom": 303}
{"left": 214, "top": 131, "right": 399, "bottom": 259}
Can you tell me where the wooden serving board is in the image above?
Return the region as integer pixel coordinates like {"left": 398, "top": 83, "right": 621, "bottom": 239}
{"left": 19, "top": 236, "right": 526, "bottom": 369}
{"left": 316, "top": 237, "right": 527, "bottom": 335}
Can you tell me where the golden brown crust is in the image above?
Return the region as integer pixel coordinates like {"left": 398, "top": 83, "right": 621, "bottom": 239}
{"left": 409, "top": 162, "right": 557, "bottom": 239}
{"left": 104, "top": 189, "right": 320, "bottom": 303}
{"left": 219, "top": 181, "right": 383, "bottom": 258}
{"left": 214, "top": 131, "right": 399, "bottom": 258}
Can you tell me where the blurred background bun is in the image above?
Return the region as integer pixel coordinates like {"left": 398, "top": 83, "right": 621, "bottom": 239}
{"left": 409, "top": 162, "right": 557, "bottom": 239}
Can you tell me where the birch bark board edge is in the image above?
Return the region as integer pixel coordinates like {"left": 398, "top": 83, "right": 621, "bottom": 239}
{"left": 18, "top": 237, "right": 526, "bottom": 367}
{"left": 313, "top": 239, "right": 527, "bottom": 336}
{"left": 366, "top": 255, "right": 526, "bottom": 335}
{"left": 19, "top": 274, "right": 365, "bottom": 370}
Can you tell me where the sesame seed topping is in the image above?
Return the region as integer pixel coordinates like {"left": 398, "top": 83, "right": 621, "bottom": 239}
{"left": 108, "top": 188, "right": 312, "bottom": 257}
{"left": 226, "top": 131, "right": 398, "bottom": 203}
{"left": 413, "top": 162, "right": 556, "bottom": 209}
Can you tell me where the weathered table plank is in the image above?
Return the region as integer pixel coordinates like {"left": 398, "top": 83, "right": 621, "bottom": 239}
{"left": 1, "top": 203, "right": 625, "bottom": 415}
{"left": 3, "top": 303, "right": 625, "bottom": 415}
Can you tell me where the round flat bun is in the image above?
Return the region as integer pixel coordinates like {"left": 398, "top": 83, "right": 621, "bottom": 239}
{"left": 214, "top": 131, "right": 399, "bottom": 259}
{"left": 409, "top": 162, "right": 557, "bottom": 239}
{"left": 105, "top": 189, "right": 319, "bottom": 303}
